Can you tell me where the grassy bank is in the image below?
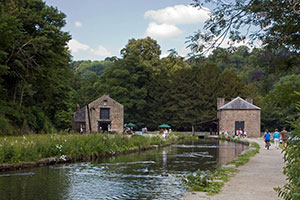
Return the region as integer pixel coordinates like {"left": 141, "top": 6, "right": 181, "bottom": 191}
{"left": 0, "top": 133, "right": 179, "bottom": 165}
{"left": 183, "top": 136, "right": 260, "bottom": 195}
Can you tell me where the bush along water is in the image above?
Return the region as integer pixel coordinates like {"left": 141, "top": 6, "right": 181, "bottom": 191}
{"left": 183, "top": 136, "right": 260, "bottom": 195}
{"left": 275, "top": 112, "right": 300, "bottom": 200}
{"left": 0, "top": 133, "right": 178, "bottom": 166}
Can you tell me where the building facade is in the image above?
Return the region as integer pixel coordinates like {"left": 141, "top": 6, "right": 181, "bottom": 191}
{"left": 217, "top": 97, "right": 261, "bottom": 137}
{"left": 72, "top": 94, "right": 124, "bottom": 133}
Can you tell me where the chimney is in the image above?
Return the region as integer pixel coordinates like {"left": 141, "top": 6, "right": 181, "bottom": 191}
{"left": 76, "top": 104, "right": 80, "bottom": 111}
{"left": 217, "top": 98, "right": 225, "bottom": 109}
{"left": 246, "top": 98, "right": 253, "bottom": 104}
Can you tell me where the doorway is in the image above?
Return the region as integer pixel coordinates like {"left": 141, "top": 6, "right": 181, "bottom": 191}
{"left": 235, "top": 121, "right": 244, "bottom": 134}
{"left": 98, "top": 121, "right": 111, "bottom": 133}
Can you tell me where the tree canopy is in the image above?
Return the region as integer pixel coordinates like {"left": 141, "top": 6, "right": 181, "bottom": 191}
{"left": 189, "top": 0, "right": 300, "bottom": 53}
{"left": 0, "top": 0, "right": 72, "bottom": 134}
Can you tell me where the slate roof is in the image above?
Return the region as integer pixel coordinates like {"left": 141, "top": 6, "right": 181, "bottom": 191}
{"left": 73, "top": 106, "right": 86, "bottom": 122}
{"left": 218, "top": 97, "right": 261, "bottom": 110}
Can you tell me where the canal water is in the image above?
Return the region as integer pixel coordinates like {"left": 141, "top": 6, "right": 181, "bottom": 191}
{"left": 0, "top": 139, "right": 245, "bottom": 200}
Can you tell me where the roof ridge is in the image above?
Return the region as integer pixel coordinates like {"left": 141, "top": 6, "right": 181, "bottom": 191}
{"left": 219, "top": 97, "right": 261, "bottom": 110}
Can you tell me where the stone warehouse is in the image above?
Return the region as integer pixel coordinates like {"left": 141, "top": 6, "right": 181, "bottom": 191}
{"left": 72, "top": 95, "right": 124, "bottom": 133}
{"left": 217, "top": 97, "right": 261, "bottom": 137}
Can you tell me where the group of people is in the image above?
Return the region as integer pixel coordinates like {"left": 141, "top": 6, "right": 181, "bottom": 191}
{"left": 159, "top": 128, "right": 170, "bottom": 139}
{"left": 221, "top": 128, "right": 247, "bottom": 138}
{"left": 124, "top": 126, "right": 134, "bottom": 134}
{"left": 264, "top": 128, "right": 289, "bottom": 150}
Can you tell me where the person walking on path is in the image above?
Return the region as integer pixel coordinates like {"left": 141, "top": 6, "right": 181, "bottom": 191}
{"left": 273, "top": 128, "right": 280, "bottom": 149}
{"left": 179, "top": 138, "right": 286, "bottom": 200}
{"left": 280, "top": 127, "right": 289, "bottom": 148}
{"left": 264, "top": 130, "right": 271, "bottom": 150}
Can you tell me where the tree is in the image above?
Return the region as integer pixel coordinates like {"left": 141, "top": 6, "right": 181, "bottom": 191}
{"left": 0, "top": 0, "right": 73, "bottom": 133}
{"left": 194, "top": 62, "right": 221, "bottom": 121}
{"left": 120, "top": 37, "right": 161, "bottom": 66}
{"left": 189, "top": 0, "right": 300, "bottom": 53}
{"left": 95, "top": 38, "right": 160, "bottom": 127}
{"left": 218, "top": 69, "right": 247, "bottom": 99}
{"left": 262, "top": 74, "right": 300, "bottom": 131}
{"left": 277, "top": 103, "right": 300, "bottom": 199}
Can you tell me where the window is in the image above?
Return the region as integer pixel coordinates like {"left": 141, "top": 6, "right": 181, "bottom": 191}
{"left": 100, "top": 108, "right": 110, "bottom": 119}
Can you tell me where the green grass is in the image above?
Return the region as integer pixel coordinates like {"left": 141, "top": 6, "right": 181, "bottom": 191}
{"left": 0, "top": 133, "right": 179, "bottom": 164}
{"left": 183, "top": 136, "right": 260, "bottom": 195}
{"left": 226, "top": 142, "right": 260, "bottom": 167}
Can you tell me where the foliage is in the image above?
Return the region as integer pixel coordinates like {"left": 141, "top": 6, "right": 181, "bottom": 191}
{"left": 0, "top": 0, "right": 73, "bottom": 134}
{"left": 71, "top": 40, "right": 299, "bottom": 132}
{"left": 276, "top": 106, "right": 300, "bottom": 200}
{"left": 226, "top": 142, "right": 260, "bottom": 167}
{"left": 184, "top": 138, "right": 259, "bottom": 194}
{"left": 94, "top": 38, "right": 156, "bottom": 127}
{"left": 261, "top": 75, "right": 300, "bottom": 131}
{"left": 183, "top": 169, "right": 224, "bottom": 194}
{"left": 189, "top": 0, "right": 300, "bottom": 53}
{"left": 1, "top": 0, "right": 299, "bottom": 135}
{"left": 0, "top": 133, "right": 175, "bottom": 164}
{"left": 70, "top": 59, "right": 114, "bottom": 79}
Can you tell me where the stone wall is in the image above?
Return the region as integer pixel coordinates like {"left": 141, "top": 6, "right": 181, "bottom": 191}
{"left": 218, "top": 110, "right": 261, "bottom": 137}
{"left": 88, "top": 95, "right": 124, "bottom": 133}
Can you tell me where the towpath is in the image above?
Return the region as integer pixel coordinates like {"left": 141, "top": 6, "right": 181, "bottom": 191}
{"left": 180, "top": 138, "right": 286, "bottom": 200}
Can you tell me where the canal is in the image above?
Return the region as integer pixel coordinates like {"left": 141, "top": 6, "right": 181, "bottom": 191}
{"left": 0, "top": 139, "right": 245, "bottom": 200}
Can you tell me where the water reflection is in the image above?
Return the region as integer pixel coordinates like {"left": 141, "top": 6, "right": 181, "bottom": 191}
{"left": 0, "top": 139, "right": 245, "bottom": 200}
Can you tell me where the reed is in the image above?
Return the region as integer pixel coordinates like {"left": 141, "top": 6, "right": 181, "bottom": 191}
{"left": 0, "top": 133, "right": 177, "bottom": 164}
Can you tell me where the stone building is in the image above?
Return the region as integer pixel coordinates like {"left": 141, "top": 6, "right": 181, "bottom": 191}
{"left": 72, "top": 94, "right": 124, "bottom": 133}
{"left": 217, "top": 97, "right": 261, "bottom": 137}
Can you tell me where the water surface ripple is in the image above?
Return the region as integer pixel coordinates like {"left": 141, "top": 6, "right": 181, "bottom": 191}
{"left": 0, "top": 139, "right": 245, "bottom": 200}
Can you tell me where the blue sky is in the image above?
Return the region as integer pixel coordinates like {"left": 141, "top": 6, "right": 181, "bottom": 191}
{"left": 44, "top": 0, "right": 211, "bottom": 61}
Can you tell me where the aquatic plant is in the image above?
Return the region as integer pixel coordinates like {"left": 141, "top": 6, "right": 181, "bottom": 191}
{"left": 183, "top": 139, "right": 260, "bottom": 195}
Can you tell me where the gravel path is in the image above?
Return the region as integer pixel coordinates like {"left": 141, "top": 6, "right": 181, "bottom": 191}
{"left": 179, "top": 138, "right": 286, "bottom": 200}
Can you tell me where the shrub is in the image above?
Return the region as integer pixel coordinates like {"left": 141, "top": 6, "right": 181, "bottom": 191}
{"left": 276, "top": 114, "right": 300, "bottom": 200}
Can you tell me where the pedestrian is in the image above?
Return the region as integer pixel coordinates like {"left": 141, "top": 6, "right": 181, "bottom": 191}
{"left": 273, "top": 128, "right": 280, "bottom": 149}
{"left": 163, "top": 128, "right": 168, "bottom": 138}
{"left": 280, "top": 127, "right": 289, "bottom": 148}
{"left": 238, "top": 128, "right": 242, "bottom": 137}
{"left": 232, "top": 131, "right": 235, "bottom": 138}
{"left": 264, "top": 129, "right": 271, "bottom": 150}
{"left": 108, "top": 124, "right": 111, "bottom": 133}
{"left": 243, "top": 129, "right": 247, "bottom": 138}
{"left": 224, "top": 129, "right": 229, "bottom": 137}
{"left": 159, "top": 129, "right": 163, "bottom": 135}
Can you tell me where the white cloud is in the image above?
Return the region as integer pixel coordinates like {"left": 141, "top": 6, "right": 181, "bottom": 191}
{"left": 68, "top": 39, "right": 89, "bottom": 53}
{"left": 75, "top": 21, "right": 82, "bottom": 27}
{"left": 145, "top": 22, "right": 182, "bottom": 39}
{"left": 90, "top": 45, "right": 112, "bottom": 57}
{"left": 145, "top": 5, "right": 210, "bottom": 25}
{"left": 68, "top": 39, "right": 113, "bottom": 60}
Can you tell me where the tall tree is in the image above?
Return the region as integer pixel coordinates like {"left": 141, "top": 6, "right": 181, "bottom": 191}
{"left": 95, "top": 37, "right": 160, "bottom": 127}
{"left": 0, "top": 0, "right": 73, "bottom": 133}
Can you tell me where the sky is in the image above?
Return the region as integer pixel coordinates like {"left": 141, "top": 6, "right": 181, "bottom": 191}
{"left": 44, "top": 0, "right": 211, "bottom": 61}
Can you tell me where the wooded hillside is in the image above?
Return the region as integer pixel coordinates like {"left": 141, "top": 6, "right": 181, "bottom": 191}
{"left": 1, "top": 0, "right": 299, "bottom": 135}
